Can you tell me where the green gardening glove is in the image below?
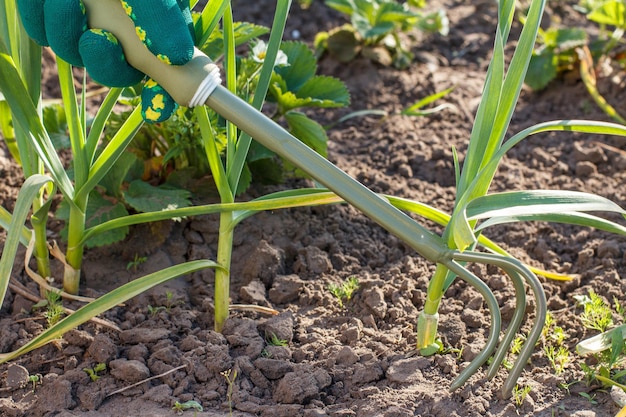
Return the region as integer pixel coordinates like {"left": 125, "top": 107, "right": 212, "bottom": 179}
{"left": 17, "top": 0, "right": 195, "bottom": 122}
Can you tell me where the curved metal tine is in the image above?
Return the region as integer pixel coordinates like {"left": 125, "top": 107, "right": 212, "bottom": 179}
{"left": 487, "top": 268, "right": 526, "bottom": 379}
{"left": 444, "top": 259, "right": 501, "bottom": 391}
{"left": 452, "top": 251, "right": 547, "bottom": 398}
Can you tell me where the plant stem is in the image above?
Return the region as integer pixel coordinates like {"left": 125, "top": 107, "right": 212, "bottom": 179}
{"left": 416, "top": 263, "right": 448, "bottom": 353}
{"left": 31, "top": 200, "right": 51, "bottom": 281}
{"left": 64, "top": 201, "right": 87, "bottom": 294}
{"left": 423, "top": 263, "right": 448, "bottom": 315}
{"left": 214, "top": 212, "right": 234, "bottom": 332}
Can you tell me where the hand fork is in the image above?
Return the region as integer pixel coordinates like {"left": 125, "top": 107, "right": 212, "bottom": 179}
{"left": 84, "top": 0, "right": 547, "bottom": 397}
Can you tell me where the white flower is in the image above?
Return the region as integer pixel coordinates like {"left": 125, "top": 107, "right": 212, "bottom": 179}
{"left": 252, "top": 41, "right": 289, "bottom": 67}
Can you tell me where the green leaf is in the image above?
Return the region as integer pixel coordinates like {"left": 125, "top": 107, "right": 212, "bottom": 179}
{"left": 249, "top": 158, "right": 284, "bottom": 185}
{"left": 58, "top": 191, "right": 130, "bottom": 247}
{"left": 526, "top": 50, "right": 557, "bottom": 91}
{"left": 610, "top": 329, "right": 624, "bottom": 367}
{"left": 587, "top": 0, "right": 626, "bottom": 27}
{"left": 402, "top": 87, "right": 454, "bottom": 115}
{"left": 199, "top": 22, "right": 270, "bottom": 60}
{"left": 296, "top": 76, "right": 351, "bottom": 107}
{"left": 326, "top": 26, "right": 361, "bottom": 62}
{"left": 97, "top": 151, "right": 141, "bottom": 198}
{"left": 271, "top": 73, "right": 349, "bottom": 114}
{"left": 577, "top": 324, "right": 626, "bottom": 355}
{"left": 42, "top": 104, "right": 69, "bottom": 149}
{"left": 325, "top": 0, "right": 355, "bottom": 16}
{"left": 123, "top": 180, "right": 191, "bottom": 213}
{"left": 275, "top": 41, "right": 318, "bottom": 92}
{"left": 475, "top": 211, "right": 626, "bottom": 237}
{"left": 235, "top": 163, "right": 252, "bottom": 196}
{"left": 247, "top": 140, "right": 276, "bottom": 162}
{"left": 453, "top": 189, "right": 626, "bottom": 251}
{"left": 0, "top": 260, "right": 223, "bottom": 363}
{"left": 194, "top": 0, "right": 229, "bottom": 50}
{"left": 466, "top": 190, "right": 626, "bottom": 220}
{"left": 284, "top": 111, "right": 328, "bottom": 157}
{"left": 0, "top": 43, "right": 74, "bottom": 198}
{"left": 553, "top": 27, "right": 588, "bottom": 49}
{"left": 0, "top": 175, "right": 52, "bottom": 310}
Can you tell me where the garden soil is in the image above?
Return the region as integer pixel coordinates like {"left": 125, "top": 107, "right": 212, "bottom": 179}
{"left": 1, "top": 0, "right": 626, "bottom": 416}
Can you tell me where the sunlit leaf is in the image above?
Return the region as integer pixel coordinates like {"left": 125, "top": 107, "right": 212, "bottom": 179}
{"left": 123, "top": 180, "right": 192, "bottom": 213}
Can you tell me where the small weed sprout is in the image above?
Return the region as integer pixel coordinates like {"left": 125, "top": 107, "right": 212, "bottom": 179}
{"left": 221, "top": 369, "right": 238, "bottom": 416}
{"left": 510, "top": 335, "right": 526, "bottom": 356}
{"left": 147, "top": 291, "right": 181, "bottom": 316}
{"left": 579, "top": 392, "right": 598, "bottom": 405}
{"left": 328, "top": 276, "right": 360, "bottom": 308}
{"left": 172, "top": 400, "right": 203, "bottom": 415}
{"left": 576, "top": 290, "right": 626, "bottom": 391}
{"left": 28, "top": 373, "right": 42, "bottom": 392}
{"left": 126, "top": 253, "right": 147, "bottom": 272}
{"left": 538, "top": 311, "right": 570, "bottom": 375}
{"left": 512, "top": 384, "right": 532, "bottom": 407}
{"left": 544, "top": 345, "right": 570, "bottom": 375}
{"left": 147, "top": 305, "right": 166, "bottom": 316}
{"left": 163, "top": 291, "right": 182, "bottom": 310}
{"left": 574, "top": 290, "right": 614, "bottom": 332}
{"left": 83, "top": 363, "right": 107, "bottom": 382}
{"left": 34, "top": 290, "right": 64, "bottom": 328}
{"left": 266, "top": 332, "right": 288, "bottom": 347}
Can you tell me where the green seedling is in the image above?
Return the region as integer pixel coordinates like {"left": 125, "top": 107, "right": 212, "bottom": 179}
{"left": 574, "top": 290, "right": 614, "bottom": 333}
{"left": 579, "top": 392, "right": 598, "bottom": 405}
{"left": 512, "top": 384, "right": 532, "bottom": 407}
{"left": 32, "top": 289, "right": 64, "bottom": 328}
{"left": 510, "top": 334, "right": 526, "bottom": 356}
{"left": 330, "top": 87, "right": 455, "bottom": 128}
{"left": 147, "top": 292, "right": 181, "bottom": 316}
{"left": 83, "top": 362, "right": 106, "bottom": 382}
{"left": 266, "top": 332, "right": 288, "bottom": 347}
{"left": 558, "top": 380, "right": 579, "bottom": 395}
{"left": 328, "top": 276, "right": 360, "bottom": 308}
{"left": 147, "top": 305, "right": 166, "bottom": 317}
{"left": 27, "top": 373, "right": 42, "bottom": 392}
{"left": 126, "top": 253, "right": 147, "bottom": 272}
{"left": 576, "top": 293, "right": 626, "bottom": 392}
{"left": 316, "top": 0, "right": 448, "bottom": 68}
{"left": 172, "top": 400, "right": 203, "bottom": 415}
{"left": 544, "top": 345, "right": 570, "bottom": 375}
{"left": 221, "top": 369, "right": 238, "bottom": 417}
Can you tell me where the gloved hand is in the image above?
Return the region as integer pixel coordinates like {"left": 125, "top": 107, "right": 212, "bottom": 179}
{"left": 17, "top": 0, "right": 195, "bottom": 123}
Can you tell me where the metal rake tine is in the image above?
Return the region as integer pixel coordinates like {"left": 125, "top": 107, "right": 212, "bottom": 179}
{"left": 444, "top": 260, "right": 501, "bottom": 391}
{"left": 487, "top": 267, "right": 526, "bottom": 379}
{"left": 450, "top": 252, "right": 527, "bottom": 379}
{"left": 452, "top": 252, "right": 547, "bottom": 398}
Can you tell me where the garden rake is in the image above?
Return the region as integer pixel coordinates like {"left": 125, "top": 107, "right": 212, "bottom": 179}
{"left": 84, "top": 0, "right": 546, "bottom": 398}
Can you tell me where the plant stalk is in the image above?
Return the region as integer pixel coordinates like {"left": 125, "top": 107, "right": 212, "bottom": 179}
{"left": 214, "top": 212, "right": 234, "bottom": 332}
{"left": 63, "top": 201, "right": 87, "bottom": 294}
{"left": 31, "top": 198, "right": 51, "bottom": 281}
{"left": 416, "top": 263, "right": 448, "bottom": 353}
